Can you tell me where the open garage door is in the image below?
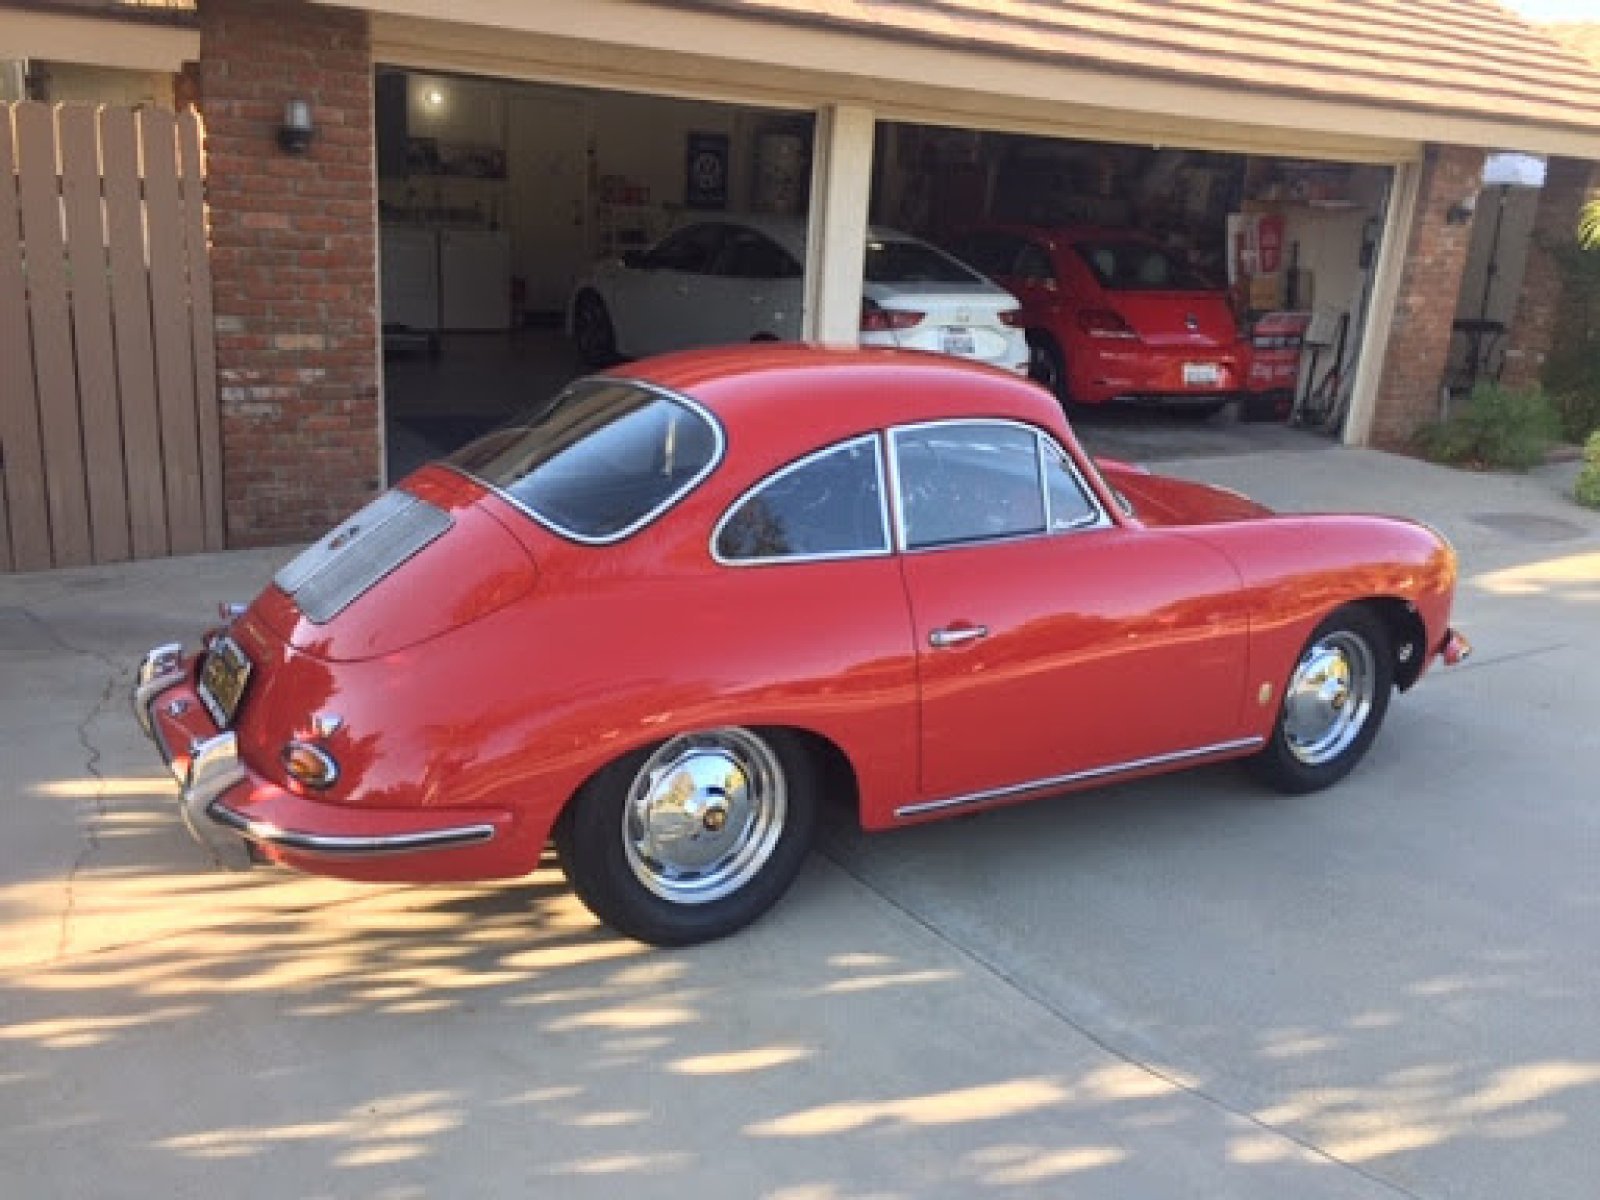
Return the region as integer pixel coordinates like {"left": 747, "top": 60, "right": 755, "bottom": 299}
{"left": 374, "top": 67, "right": 814, "bottom": 478}
{"left": 871, "top": 123, "right": 1396, "bottom": 456}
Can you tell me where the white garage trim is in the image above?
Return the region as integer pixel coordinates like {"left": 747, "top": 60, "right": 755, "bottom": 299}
{"left": 363, "top": 5, "right": 1426, "bottom": 166}
{"left": 0, "top": 12, "right": 198, "bottom": 74}
{"left": 804, "top": 105, "right": 874, "bottom": 346}
{"left": 1344, "top": 160, "right": 1423, "bottom": 447}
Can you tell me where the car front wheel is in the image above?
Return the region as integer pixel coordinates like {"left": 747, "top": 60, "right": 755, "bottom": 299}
{"left": 572, "top": 291, "right": 619, "bottom": 365}
{"left": 554, "top": 727, "right": 817, "bottom": 945}
{"left": 1253, "top": 606, "right": 1394, "bottom": 794}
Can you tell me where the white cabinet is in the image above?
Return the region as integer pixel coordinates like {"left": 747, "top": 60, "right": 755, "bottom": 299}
{"left": 440, "top": 229, "right": 512, "bottom": 331}
{"left": 382, "top": 227, "right": 512, "bottom": 332}
{"left": 381, "top": 224, "right": 440, "bottom": 331}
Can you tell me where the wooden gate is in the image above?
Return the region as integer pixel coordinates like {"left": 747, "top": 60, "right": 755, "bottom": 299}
{"left": 0, "top": 102, "right": 223, "bottom": 572}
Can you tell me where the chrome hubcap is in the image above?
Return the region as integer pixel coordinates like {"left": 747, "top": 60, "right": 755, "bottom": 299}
{"left": 1282, "top": 631, "right": 1376, "bottom": 766}
{"left": 623, "top": 729, "right": 786, "bottom": 905}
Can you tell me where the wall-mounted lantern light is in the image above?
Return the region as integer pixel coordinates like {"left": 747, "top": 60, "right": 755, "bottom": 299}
{"left": 1446, "top": 191, "right": 1479, "bottom": 226}
{"left": 279, "top": 99, "right": 314, "bottom": 154}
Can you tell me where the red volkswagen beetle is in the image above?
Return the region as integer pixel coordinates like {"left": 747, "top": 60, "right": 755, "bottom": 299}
{"left": 136, "top": 346, "right": 1467, "bottom": 945}
{"left": 949, "top": 224, "right": 1248, "bottom": 414}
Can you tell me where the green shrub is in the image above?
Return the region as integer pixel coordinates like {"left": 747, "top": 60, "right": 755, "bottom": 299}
{"left": 1575, "top": 432, "right": 1600, "bottom": 510}
{"left": 1414, "top": 381, "right": 1560, "bottom": 471}
{"left": 1545, "top": 240, "right": 1600, "bottom": 443}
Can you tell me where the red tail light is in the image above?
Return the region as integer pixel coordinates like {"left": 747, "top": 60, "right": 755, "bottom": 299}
{"left": 861, "top": 298, "right": 925, "bottom": 332}
{"left": 1078, "top": 308, "right": 1137, "bottom": 339}
{"left": 998, "top": 308, "right": 1022, "bottom": 327}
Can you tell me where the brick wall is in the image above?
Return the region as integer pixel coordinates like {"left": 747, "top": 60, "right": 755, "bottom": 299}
{"left": 200, "top": 0, "right": 381, "bottom": 547}
{"left": 1368, "top": 144, "right": 1485, "bottom": 450}
{"left": 1499, "top": 156, "right": 1600, "bottom": 392}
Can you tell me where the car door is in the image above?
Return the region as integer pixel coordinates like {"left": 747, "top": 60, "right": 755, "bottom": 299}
{"left": 615, "top": 223, "right": 728, "bottom": 355}
{"left": 700, "top": 226, "right": 805, "bottom": 342}
{"left": 890, "top": 420, "right": 1251, "bottom": 811}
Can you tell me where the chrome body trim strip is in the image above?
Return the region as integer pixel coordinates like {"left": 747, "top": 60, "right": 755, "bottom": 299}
{"left": 894, "top": 737, "right": 1266, "bottom": 819}
{"left": 207, "top": 806, "right": 497, "bottom": 858}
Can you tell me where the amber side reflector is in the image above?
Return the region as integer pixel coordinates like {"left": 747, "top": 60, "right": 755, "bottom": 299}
{"left": 282, "top": 742, "right": 340, "bottom": 789}
{"left": 1440, "top": 630, "right": 1472, "bottom": 666}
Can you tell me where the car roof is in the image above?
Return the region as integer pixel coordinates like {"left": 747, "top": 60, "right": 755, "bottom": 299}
{"left": 604, "top": 344, "right": 1065, "bottom": 468}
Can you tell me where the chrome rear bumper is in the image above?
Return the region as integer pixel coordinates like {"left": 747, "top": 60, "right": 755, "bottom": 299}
{"left": 134, "top": 643, "right": 498, "bottom": 871}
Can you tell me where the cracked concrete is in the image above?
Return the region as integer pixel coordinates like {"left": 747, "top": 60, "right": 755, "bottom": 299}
{"left": 2, "top": 449, "right": 1597, "bottom": 1198}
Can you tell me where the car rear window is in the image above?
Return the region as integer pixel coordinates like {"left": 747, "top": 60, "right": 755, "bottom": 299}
{"left": 865, "top": 238, "right": 982, "bottom": 285}
{"left": 1074, "top": 240, "right": 1214, "bottom": 291}
{"left": 448, "top": 379, "right": 722, "bottom": 543}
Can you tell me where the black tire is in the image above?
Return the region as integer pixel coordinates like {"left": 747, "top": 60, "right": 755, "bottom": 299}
{"left": 1252, "top": 606, "right": 1394, "bottom": 794}
{"left": 572, "top": 291, "right": 619, "bottom": 366}
{"left": 1027, "top": 331, "right": 1070, "bottom": 406}
{"left": 554, "top": 727, "right": 817, "bottom": 945}
{"left": 1167, "top": 400, "right": 1227, "bottom": 420}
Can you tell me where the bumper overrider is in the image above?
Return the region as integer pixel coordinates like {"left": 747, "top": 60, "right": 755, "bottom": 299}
{"left": 133, "top": 642, "right": 505, "bottom": 873}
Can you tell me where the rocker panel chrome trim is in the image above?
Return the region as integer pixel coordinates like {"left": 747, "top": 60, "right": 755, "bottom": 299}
{"left": 894, "top": 737, "right": 1265, "bottom": 819}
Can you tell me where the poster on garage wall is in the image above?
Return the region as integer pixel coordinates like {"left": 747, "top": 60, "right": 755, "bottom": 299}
{"left": 686, "top": 132, "right": 730, "bottom": 210}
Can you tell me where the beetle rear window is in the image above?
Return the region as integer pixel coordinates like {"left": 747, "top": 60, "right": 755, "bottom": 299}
{"left": 449, "top": 379, "right": 721, "bottom": 543}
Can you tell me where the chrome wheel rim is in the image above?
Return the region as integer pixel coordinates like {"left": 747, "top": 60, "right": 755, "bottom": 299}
{"left": 623, "top": 729, "right": 786, "bottom": 905}
{"left": 1282, "top": 631, "right": 1377, "bottom": 766}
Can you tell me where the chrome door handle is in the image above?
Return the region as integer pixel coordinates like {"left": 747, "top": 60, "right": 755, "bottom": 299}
{"left": 929, "top": 625, "right": 988, "bottom": 648}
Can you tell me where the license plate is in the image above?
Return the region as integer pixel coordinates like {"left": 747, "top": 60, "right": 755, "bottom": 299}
{"left": 198, "top": 636, "right": 252, "bottom": 728}
{"left": 1183, "top": 362, "right": 1222, "bottom": 386}
{"left": 941, "top": 328, "right": 976, "bottom": 357}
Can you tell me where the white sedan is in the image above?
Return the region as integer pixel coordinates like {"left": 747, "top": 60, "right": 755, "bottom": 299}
{"left": 569, "top": 215, "right": 1028, "bottom": 375}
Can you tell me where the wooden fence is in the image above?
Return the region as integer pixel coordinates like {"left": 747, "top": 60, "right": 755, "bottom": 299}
{"left": 1, "top": 102, "right": 222, "bottom": 572}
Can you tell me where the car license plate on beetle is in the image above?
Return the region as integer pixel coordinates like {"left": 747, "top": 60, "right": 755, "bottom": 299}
{"left": 942, "top": 328, "right": 976, "bottom": 357}
{"left": 198, "top": 635, "right": 252, "bottom": 728}
{"left": 1183, "top": 362, "right": 1222, "bottom": 386}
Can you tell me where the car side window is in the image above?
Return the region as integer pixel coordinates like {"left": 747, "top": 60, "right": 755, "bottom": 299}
{"left": 714, "top": 228, "right": 801, "bottom": 279}
{"left": 893, "top": 423, "right": 1047, "bottom": 550}
{"left": 641, "top": 224, "right": 725, "bottom": 274}
{"left": 1043, "top": 441, "right": 1100, "bottom": 530}
{"left": 715, "top": 435, "right": 889, "bottom": 563}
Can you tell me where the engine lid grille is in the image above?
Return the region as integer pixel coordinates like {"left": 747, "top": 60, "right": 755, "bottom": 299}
{"left": 274, "top": 491, "right": 453, "bottom": 625}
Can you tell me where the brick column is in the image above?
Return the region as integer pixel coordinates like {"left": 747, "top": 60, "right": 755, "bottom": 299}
{"left": 1499, "top": 156, "right": 1600, "bottom": 392}
{"left": 200, "top": 0, "right": 381, "bottom": 547}
{"left": 1369, "top": 144, "right": 1485, "bottom": 449}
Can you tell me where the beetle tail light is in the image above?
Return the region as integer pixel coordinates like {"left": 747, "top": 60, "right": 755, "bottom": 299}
{"left": 1078, "top": 308, "right": 1138, "bottom": 339}
{"left": 861, "top": 298, "right": 925, "bottom": 332}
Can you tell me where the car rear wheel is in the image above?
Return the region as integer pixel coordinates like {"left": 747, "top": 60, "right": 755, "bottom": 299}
{"left": 1027, "top": 331, "right": 1070, "bottom": 406}
{"left": 1253, "top": 606, "right": 1393, "bottom": 794}
{"left": 554, "top": 727, "right": 817, "bottom": 945}
{"left": 572, "top": 291, "right": 619, "bottom": 366}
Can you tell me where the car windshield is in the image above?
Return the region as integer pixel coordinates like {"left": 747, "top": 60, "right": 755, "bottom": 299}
{"left": 449, "top": 379, "right": 721, "bottom": 543}
{"left": 865, "top": 238, "right": 982, "bottom": 285}
{"left": 1074, "top": 240, "right": 1215, "bottom": 291}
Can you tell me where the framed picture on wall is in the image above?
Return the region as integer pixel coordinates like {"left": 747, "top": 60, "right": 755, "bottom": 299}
{"left": 686, "top": 132, "right": 730, "bottom": 210}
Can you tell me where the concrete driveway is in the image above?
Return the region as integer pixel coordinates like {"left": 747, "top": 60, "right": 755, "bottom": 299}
{"left": 3, "top": 437, "right": 1597, "bottom": 1198}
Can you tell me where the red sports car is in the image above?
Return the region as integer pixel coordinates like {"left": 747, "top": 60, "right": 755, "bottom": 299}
{"left": 949, "top": 224, "right": 1248, "bottom": 414}
{"left": 135, "top": 346, "right": 1467, "bottom": 945}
